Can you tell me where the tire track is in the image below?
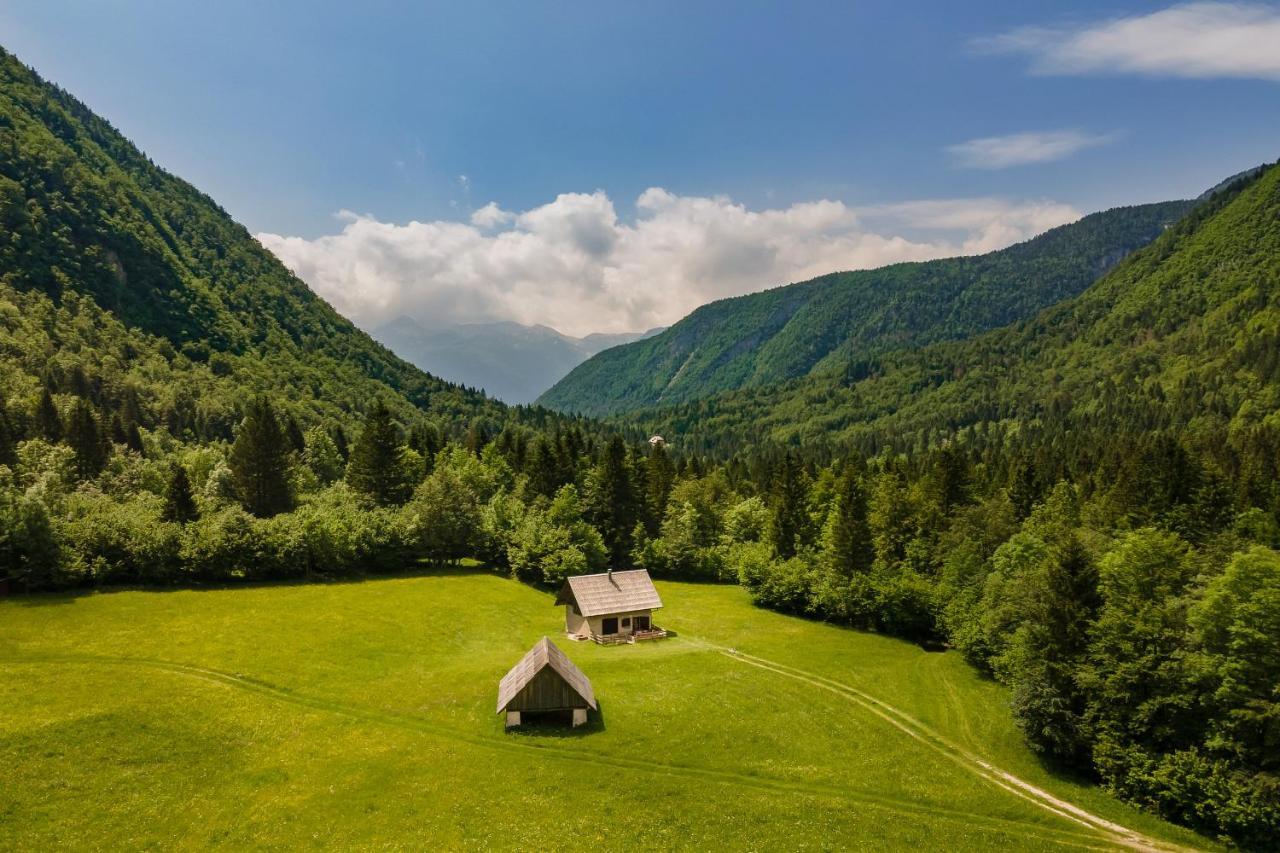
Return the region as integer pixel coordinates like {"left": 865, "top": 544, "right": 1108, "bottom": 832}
{"left": 0, "top": 654, "right": 1114, "bottom": 850}
{"left": 683, "top": 640, "right": 1199, "bottom": 853}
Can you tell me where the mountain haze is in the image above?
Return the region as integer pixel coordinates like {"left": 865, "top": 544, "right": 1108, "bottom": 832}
{"left": 538, "top": 200, "right": 1193, "bottom": 416}
{"left": 373, "top": 318, "right": 660, "bottom": 405}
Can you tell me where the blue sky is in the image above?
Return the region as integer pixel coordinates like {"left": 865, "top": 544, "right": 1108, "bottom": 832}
{"left": 3, "top": 1, "right": 1278, "bottom": 334}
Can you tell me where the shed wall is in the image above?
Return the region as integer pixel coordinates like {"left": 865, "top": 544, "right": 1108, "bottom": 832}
{"left": 506, "top": 666, "right": 590, "bottom": 712}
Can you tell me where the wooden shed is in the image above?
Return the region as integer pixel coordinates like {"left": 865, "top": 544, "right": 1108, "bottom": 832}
{"left": 496, "top": 636, "right": 597, "bottom": 728}
{"left": 555, "top": 569, "right": 666, "bottom": 644}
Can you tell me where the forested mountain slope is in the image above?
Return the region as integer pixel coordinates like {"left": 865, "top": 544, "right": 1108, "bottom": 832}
{"left": 538, "top": 199, "right": 1192, "bottom": 416}
{"left": 629, "top": 162, "right": 1280, "bottom": 457}
{"left": 0, "top": 47, "right": 521, "bottom": 436}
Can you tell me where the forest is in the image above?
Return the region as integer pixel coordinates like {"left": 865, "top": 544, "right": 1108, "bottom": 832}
{"left": 0, "top": 43, "right": 1277, "bottom": 848}
{"left": 539, "top": 198, "right": 1192, "bottom": 416}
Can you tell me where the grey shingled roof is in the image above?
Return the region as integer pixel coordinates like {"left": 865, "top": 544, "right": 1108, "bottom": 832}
{"left": 554, "top": 569, "right": 664, "bottom": 618}
{"left": 496, "top": 636, "right": 597, "bottom": 713}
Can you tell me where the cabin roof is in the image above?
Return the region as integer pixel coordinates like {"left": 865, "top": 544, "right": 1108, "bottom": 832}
{"left": 496, "top": 636, "right": 597, "bottom": 713}
{"left": 554, "top": 569, "right": 664, "bottom": 618}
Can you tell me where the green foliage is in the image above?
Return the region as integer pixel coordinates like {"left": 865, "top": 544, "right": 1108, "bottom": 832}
{"left": 822, "top": 465, "right": 874, "bottom": 578}
{"left": 0, "top": 466, "right": 61, "bottom": 587}
{"left": 227, "top": 397, "right": 293, "bottom": 518}
{"left": 344, "top": 400, "right": 412, "bottom": 506}
{"left": 769, "top": 451, "right": 811, "bottom": 558}
{"left": 506, "top": 484, "right": 607, "bottom": 586}
{"left": 65, "top": 399, "right": 107, "bottom": 480}
{"left": 587, "top": 436, "right": 639, "bottom": 565}
{"left": 161, "top": 461, "right": 199, "bottom": 524}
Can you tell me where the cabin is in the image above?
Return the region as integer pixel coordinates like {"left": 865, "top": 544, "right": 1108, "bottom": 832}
{"left": 555, "top": 569, "right": 666, "bottom": 644}
{"left": 648, "top": 435, "right": 666, "bottom": 447}
{"left": 496, "top": 636, "right": 596, "bottom": 728}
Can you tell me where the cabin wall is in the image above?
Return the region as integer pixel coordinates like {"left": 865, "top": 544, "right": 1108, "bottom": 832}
{"left": 565, "top": 605, "right": 590, "bottom": 636}
{"left": 583, "top": 609, "right": 652, "bottom": 638}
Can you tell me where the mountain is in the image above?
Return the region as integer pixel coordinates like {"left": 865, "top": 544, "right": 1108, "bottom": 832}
{"left": 538, "top": 200, "right": 1193, "bottom": 416}
{"left": 0, "top": 46, "right": 522, "bottom": 438}
{"left": 373, "top": 318, "right": 660, "bottom": 405}
{"left": 625, "top": 162, "right": 1280, "bottom": 456}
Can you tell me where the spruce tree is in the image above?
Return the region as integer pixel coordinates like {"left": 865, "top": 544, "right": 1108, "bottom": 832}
{"left": 66, "top": 399, "right": 107, "bottom": 480}
{"left": 526, "top": 434, "right": 563, "bottom": 498}
{"left": 827, "top": 466, "right": 874, "bottom": 576}
{"left": 771, "top": 451, "right": 811, "bottom": 558}
{"left": 645, "top": 442, "right": 674, "bottom": 534}
{"left": 228, "top": 397, "right": 294, "bottom": 518}
{"left": 345, "top": 400, "right": 411, "bottom": 506}
{"left": 284, "top": 413, "right": 306, "bottom": 454}
{"left": 35, "top": 388, "right": 62, "bottom": 442}
{"left": 331, "top": 425, "right": 349, "bottom": 461}
{"left": 592, "top": 436, "right": 639, "bottom": 566}
{"left": 161, "top": 462, "right": 199, "bottom": 523}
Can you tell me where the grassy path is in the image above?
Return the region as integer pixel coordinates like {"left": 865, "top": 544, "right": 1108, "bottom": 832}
{"left": 1, "top": 652, "right": 1120, "bottom": 851}
{"left": 683, "top": 638, "right": 1197, "bottom": 853}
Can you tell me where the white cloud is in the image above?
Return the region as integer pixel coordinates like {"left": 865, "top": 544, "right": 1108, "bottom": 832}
{"left": 470, "top": 202, "right": 514, "bottom": 228}
{"left": 947, "top": 130, "right": 1118, "bottom": 169}
{"left": 976, "top": 2, "right": 1280, "bottom": 81}
{"left": 257, "top": 189, "right": 1081, "bottom": 337}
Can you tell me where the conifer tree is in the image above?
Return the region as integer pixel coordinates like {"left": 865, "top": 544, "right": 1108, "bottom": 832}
{"left": 409, "top": 421, "right": 442, "bottom": 474}
{"left": 345, "top": 400, "right": 411, "bottom": 506}
{"left": 228, "top": 396, "right": 294, "bottom": 518}
{"left": 526, "top": 434, "right": 563, "bottom": 498}
{"left": 591, "top": 436, "right": 639, "bottom": 565}
{"left": 66, "top": 399, "right": 107, "bottom": 480}
{"left": 35, "top": 388, "right": 61, "bottom": 442}
{"left": 771, "top": 451, "right": 811, "bottom": 558}
{"left": 284, "top": 413, "right": 306, "bottom": 454}
{"left": 161, "top": 462, "right": 199, "bottom": 523}
{"left": 465, "top": 420, "right": 490, "bottom": 456}
{"left": 645, "top": 441, "right": 674, "bottom": 534}
{"left": 826, "top": 466, "right": 874, "bottom": 576}
{"left": 331, "top": 425, "right": 349, "bottom": 461}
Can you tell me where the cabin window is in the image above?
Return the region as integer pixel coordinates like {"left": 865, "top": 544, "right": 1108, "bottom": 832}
{"left": 622, "top": 617, "right": 631, "bottom": 628}
{"left": 601, "top": 617, "right": 619, "bottom": 635}
{"left": 635, "top": 615, "right": 650, "bottom": 630}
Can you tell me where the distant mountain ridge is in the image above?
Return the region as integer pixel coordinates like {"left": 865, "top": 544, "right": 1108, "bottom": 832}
{"left": 537, "top": 200, "right": 1193, "bottom": 416}
{"left": 624, "top": 162, "right": 1280, "bottom": 454}
{"left": 373, "top": 318, "right": 661, "bottom": 405}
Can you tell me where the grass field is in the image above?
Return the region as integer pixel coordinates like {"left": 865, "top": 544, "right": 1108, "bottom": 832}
{"left": 0, "top": 570, "right": 1215, "bottom": 851}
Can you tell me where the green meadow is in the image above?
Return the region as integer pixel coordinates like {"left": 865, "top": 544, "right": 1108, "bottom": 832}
{"left": 0, "top": 572, "right": 1214, "bottom": 851}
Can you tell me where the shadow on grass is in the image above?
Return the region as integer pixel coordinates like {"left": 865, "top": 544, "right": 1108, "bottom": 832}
{"left": 1, "top": 560, "right": 504, "bottom": 607}
{"left": 505, "top": 702, "right": 607, "bottom": 739}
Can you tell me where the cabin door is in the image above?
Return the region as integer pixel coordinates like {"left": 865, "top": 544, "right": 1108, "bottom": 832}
{"left": 601, "top": 617, "right": 619, "bottom": 635}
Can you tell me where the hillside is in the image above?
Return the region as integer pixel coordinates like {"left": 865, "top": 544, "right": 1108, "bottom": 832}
{"left": 625, "top": 162, "right": 1280, "bottom": 456}
{"left": 0, "top": 574, "right": 1212, "bottom": 851}
{"left": 0, "top": 46, "right": 517, "bottom": 437}
{"left": 538, "top": 199, "right": 1192, "bottom": 416}
{"left": 373, "top": 317, "right": 660, "bottom": 405}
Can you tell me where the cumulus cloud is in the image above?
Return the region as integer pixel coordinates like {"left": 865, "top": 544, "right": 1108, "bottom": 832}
{"left": 257, "top": 189, "right": 1081, "bottom": 337}
{"left": 976, "top": 2, "right": 1280, "bottom": 81}
{"left": 947, "top": 129, "right": 1119, "bottom": 169}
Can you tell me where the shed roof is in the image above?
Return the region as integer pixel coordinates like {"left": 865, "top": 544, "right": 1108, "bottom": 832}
{"left": 554, "top": 569, "right": 664, "bottom": 618}
{"left": 496, "top": 636, "right": 597, "bottom": 713}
